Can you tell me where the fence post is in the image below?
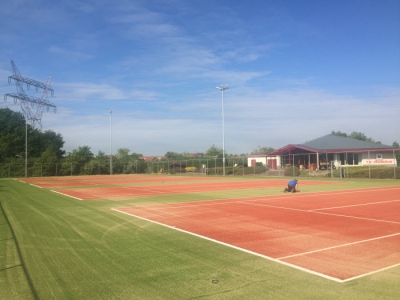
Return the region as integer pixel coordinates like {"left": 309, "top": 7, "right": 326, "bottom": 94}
{"left": 368, "top": 151, "right": 371, "bottom": 179}
{"left": 292, "top": 154, "right": 295, "bottom": 177}
{"left": 393, "top": 150, "right": 396, "bottom": 179}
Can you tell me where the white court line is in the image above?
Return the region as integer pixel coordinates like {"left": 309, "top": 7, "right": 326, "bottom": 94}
{"left": 311, "top": 210, "right": 400, "bottom": 225}
{"left": 342, "top": 262, "right": 400, "bottom": 282}
{"left": 272, "top": 186, "right": 400, "bottom": 201}
{"left": 110, "top": 186, "right": 400, "bottom": 282}
{"left": 16, "top": 180, "right": 42, "bottom": 189}
{"left": 242, "top": 201, "right": 400, "bottom": 225}
{"left": 239, "top": 201, "right": 312, "bottom": 213}
{"left": 112, "top": 208, "right": 344, "bottom": 283}
{"left": 29, "top": 184, "right": 43, "bottom": 189}
{"left": 122, "top": 186, "right": 166, "bottom": 194}
{"left": 51, "top": 190, "right": 83, "bottom": 201}
{"left": 112, "top": 201, "right": 400, "bottom": 283}
{"left": 278, "top": 232, "right": 400, "bottom": 259}
{"left": 311, "top": 199, "right": 400, "bottom": 211}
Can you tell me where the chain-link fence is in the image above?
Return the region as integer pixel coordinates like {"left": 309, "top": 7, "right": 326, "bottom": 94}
{"left": 1, "top": 157, "right": 398, "bottom": 179}
{"left": 283, "top": 164, "right": 398, "bottom": 179}
{"left": 0, "top": 157, "right": 268, "bottom": 178}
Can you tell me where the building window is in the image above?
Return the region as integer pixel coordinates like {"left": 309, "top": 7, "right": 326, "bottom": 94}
{"left": 339, "top": 153, "right": 359, "bottom": 165}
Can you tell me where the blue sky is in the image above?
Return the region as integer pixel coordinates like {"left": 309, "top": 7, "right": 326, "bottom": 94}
{"left": 1, "top": 0, "right": 399, "bottom": 155}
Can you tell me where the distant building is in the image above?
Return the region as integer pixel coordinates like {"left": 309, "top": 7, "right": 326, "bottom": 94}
{"left": 247, "top": 154, "right": 279, "bottom": 169}
{"left": 189, "top": 152, "right": 204, "bottom": 157}
{"left": 140, "top": 156, "right": 165, "bottom": 161}
{"left": 248, "top": 134, "right": 399, "bottom": 170}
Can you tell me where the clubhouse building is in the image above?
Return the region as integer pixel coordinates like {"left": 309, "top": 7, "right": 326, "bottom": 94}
{"left": 247, "top": 134, "right": 399, "bottom": 170}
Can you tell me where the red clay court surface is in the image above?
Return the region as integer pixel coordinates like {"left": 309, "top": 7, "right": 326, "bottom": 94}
{"left": 115, "top": 186, "right": 400, "bottom": 282}
{"left": 20, "top": 176, "right": 336, "bottom": 200}
{"left": 18, "top": 174, "right": 221, "bottom": 188}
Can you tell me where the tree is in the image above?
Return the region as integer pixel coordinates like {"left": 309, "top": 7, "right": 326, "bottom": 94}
{"left": 165, "top": 151, "right": 180, "bottom": 160}
{"left": 332, "top": 130, "right": 380, "bottom": 143}
{"left": 116, "top": 148, "right": 130, "bottom": 160}
{"left": 68, "top": 146, "right": 94, "bottom": 164}
{"left": 348, "top": 131, "right": 369, "bottom": 141}
{"left": 0, "top": 108, "right": 26, "bottom": 161}
{"left": 251, "top": 146, "right": 275, "bottom": 154}
{"left": 85, "top": 151, "right": 109, "bottom": 175}
{"left": 205, "top": 144, "right": 223, "bottom": 157}
{"left": 0, "top": 108, "right": 65, "bottom": 161}
{"left": 62, "top": 146, "right": 94, "bottom": 175}
{"left": 38, "top": 147, "right": 61, "bottom": 176}
{"left": 28, "top": 128, "right": 65, "bottom": 158}
{"left": 331, "top": 130, "right": 348, "bottom": 137}
{"left": 41, "top": 130, "right": 65, "bottom": 158}
{"left": 130, "top": 152, "right": 143, "bottom": 160}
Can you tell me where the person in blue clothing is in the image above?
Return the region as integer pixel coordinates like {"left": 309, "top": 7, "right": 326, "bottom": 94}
{"left": 284, "top": 179, "right": 299, "bottom": 193}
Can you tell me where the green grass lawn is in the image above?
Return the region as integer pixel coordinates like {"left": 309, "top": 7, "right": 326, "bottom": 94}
{"left": 1, "top": 176, "right": 400, "bottom": 299}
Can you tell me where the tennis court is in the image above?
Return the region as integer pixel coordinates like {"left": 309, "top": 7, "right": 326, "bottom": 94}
{"left": 114, "top": 186, "right": 400, "bottom": 282}
{"left": 19, "top": 175, "right": 338, "bottom": 200}
{"left": 17, "top": 175, "right": 400, "bottom": 282}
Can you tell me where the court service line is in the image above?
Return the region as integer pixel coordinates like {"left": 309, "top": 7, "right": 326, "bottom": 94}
{"left": 122, "top": 186, "right": 166, "bottom": 194}
{"left": 311, "top": 210, "right": 400, "bottom": 225}
{"left": 112, "top": 208, "right": 344, "bottom": 283}
{"left": 243, "top": 201, "right": 400, "bottom": 225}
{"left": 51, "top": 190, "right": 83, "bottom": 201}
{"left": 311, "top": 199, "right": 400, "bottom": 211}
{"left": 240, "top": 201, "right": 316, "bottom": 213}
{"left": 278, "top": 232, "right": 400, "bottom": 260}
{"left": 274, "top": 186, "right": 400, "bottom": 201}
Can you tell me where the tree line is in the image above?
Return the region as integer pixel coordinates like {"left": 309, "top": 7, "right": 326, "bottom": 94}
{"left": 1, "top": 108, "right": 399, "bottom": 176}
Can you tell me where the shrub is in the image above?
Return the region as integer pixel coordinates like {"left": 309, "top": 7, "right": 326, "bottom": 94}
{"left": 241, "top": 166, "right": 267, "bottom": 175}
{"left": 284, "top": 166, "right": 300, "bottom": 177}
{"left": 336, "top": 166, "right": 400, "bottom": 179}
{"left": 185, "top": 166, "right": 198, "bottom": 172}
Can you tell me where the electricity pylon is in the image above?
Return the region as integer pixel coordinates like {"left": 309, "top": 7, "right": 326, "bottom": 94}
{"left": 3, "top": 60, "right": 57, "bottom": 177}
{"left": 4, "top": 60, "right": 56, "bottom": 127}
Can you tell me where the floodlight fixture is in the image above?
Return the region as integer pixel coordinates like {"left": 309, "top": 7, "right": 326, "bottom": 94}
{"left": 216, "top": 84, "right": 229, "bottom": 91}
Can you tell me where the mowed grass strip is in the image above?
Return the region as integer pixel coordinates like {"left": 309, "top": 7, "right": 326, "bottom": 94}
{"left": 0, "top": 191, "right": 34, "bottom": 300}
{"left": 0, "top": 178, "right": 399, "bottom": 299}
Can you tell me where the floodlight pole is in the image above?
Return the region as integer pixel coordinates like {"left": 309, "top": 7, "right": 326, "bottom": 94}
{"left": 110, "top": 110, "right": 113, "bottom": 175}
{"left": 216, "top": 85, "right": 228, "bottom": 176}
{"left": 25, "top": 105, "right": 28, "bottom": 178}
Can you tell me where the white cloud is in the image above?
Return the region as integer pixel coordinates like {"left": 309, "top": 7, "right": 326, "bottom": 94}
{"left": 2, "top": 0, "right": 399, "bottom": 157}
{"left": 38, "top": 85, "right": 400, "bottom": 156}
{"left": 48, "top": 46, "right": 93, "bottom": 60}
{"left": 52, "top": 82, "right": 160, "bottom": 104}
